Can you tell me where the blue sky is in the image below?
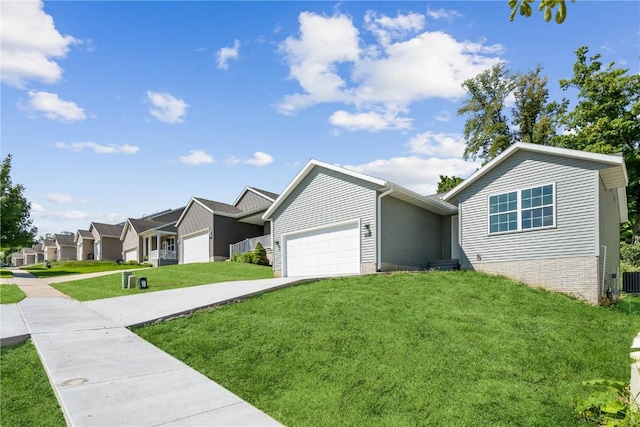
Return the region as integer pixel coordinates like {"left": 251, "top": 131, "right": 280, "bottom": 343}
{"left": 1, "top": 1, "right": 638, "bottom": 238}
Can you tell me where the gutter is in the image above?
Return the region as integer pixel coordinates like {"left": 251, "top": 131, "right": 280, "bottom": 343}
{"left": 376, "top": 186, "right": 394, "bottom": 272}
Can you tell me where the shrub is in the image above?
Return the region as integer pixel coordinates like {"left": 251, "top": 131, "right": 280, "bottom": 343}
{"left": 126, "top": 260, "right": 138, "bottom": 265}
{"left": 621, "top": 242, "right": 640, "bottom": 269}
{"left": 231, "top": 243, "right": 270, "bottom": 266}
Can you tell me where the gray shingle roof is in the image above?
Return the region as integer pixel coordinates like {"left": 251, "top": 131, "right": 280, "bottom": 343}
{"left": 78, "top": 230, "right": 94, "bottom": 239}
{"left": 248, "top": 187, "right": 280, "bottom": 201}
{"left": 194, "top": 198, "right": 243, "bottom": 215}
{"left": 91, "top": 222, "right": 124, "bottom": 238}
{"left": 55, "top": 234, "right": 76, "bottom": 247}
{"left": 127, "top": 218, "right": 174, "bottom": 234}
{"left": 42, "top": 239, "right": 56, "bottom": 247}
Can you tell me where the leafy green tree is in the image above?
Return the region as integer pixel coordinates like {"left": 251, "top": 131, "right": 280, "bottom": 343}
{"left": 458, "top": 64, "right": 559, "bottom": 161}
{"left": 1, "top": 155, "right": 37, "bottom": 248}
{"left": 552, "top": 47, "right": 640, "bottom": 241}
{"left": 509, "top": 0, "right": 574, "bottom": 24}
{"left": 437, "top": 175, "right": 464, "bottom": 193}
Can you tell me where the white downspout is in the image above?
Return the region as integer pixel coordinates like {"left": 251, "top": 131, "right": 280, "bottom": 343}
{"left": 601, "top": 245, "right": 607, "bottom": 297}
{"left": 376, "top": 186, "right": 394, "bottom": 272}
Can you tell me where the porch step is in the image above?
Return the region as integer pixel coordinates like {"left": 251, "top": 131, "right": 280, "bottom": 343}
{"left": 428, "top": 259, "right": 460, "bottom": 271}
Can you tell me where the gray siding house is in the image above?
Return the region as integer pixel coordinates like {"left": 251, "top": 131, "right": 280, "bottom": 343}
{"left": 74, "top": 230, "right": 94, "bottom": 261}
{"left": 443, "top": 142, "right": 628, "bottom": 304}
{"left": 120, "top": 208, "right": 183, "bottom": 267}
{"left": 176, "top": 190, "right": 275, "bottom": 264}
{"left": 54, "top": 234, "right": 77, "bottom": 261}
{"left": 42, "top": 239, "right": 56, "bottom": 261}
{"left": 89, "top": 222, "right": 124, "bottom": 261}
{"left": 262, "top": 160, "right": 458, "bottom": 277}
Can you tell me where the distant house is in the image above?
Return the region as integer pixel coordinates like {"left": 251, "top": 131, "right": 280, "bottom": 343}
{"left": 89, "top": 222, "right": 124, "bottom": 261}
{"left": 120, "top": 207, "right": 184, "bottom": 267}
{"left": 21, "top": 247, "right": 37, "bottom": 265}
{"left": 443, "top": 142, "right": 628, "bottom": 304}
{"left": 32, "top": 242, "right": 44, "bottom": 263}
{"left": 74, "top": 230, "right": 94, "bottom": 261}
{"left": 42, "top": 239, "right": 56, "bottom": 261}
{"left": 11, "top": 252, "right": 23, "bottom": 267}
{"left": 176, "top": 187, "right": 277, "bottom": 264}
{"left": 54, "top": 234, "right": 77, "bottom": 261}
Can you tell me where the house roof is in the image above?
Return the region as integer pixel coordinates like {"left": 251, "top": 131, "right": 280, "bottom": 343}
{"left": 42, "top": 239, "right": 56, "bottom": 248}
{"left": 74, "top": 230, "right": 94, "bottom": 243}
{"left": 262, "top": 159, "right": 458, "bottom": 220}
{"left": 22, "top": 247, "right": 35, "bottom": 254}
{"left": 139, "top": 207, "right": 185, "bottom": 224}
{"left": 232, "top": 187, "right": 279, "bottom": 206}
{"left": 33, "top": 243, "right": 43, "bottom": 252}
{"left": 176, "top": 197, "right": 248, "bottom": 227}
{"left": 442, "top": 142, "right": 629, "bottom": 222}
{"left": 90, "top": 222, "right": 124, "bottom": 238}
{"left": 55, "top": 234, "right": 76, "bottom": 247}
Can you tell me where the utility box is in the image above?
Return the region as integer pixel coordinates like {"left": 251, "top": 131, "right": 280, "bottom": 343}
{"left": 138, "top": 277, "right": 148, "bottom": 289}
{"left": 127, "top": 275, "right": 136, "bottom": 289}
{"left": 122, "top": 271, "right": 131, "bottom": 289}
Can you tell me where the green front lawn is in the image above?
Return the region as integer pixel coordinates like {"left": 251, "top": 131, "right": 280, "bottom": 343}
{"left": 23, "top": 260, "right": 148, "bottom": 278}
{"left": 137, "top": 271, "right": 640, "bottom": 426}
{"left": 0, "top": 341, "right": 65, "bottom": 427}
{"left": 0, "top": 284, "right": 26, "bottom": 304}
{"left": 52, "top": 262, "right": 273, "bottom": 301}
{"left": 0, "top": 269, "right": 13, "bottom": 278}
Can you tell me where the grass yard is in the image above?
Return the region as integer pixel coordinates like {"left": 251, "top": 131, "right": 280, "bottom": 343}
{"left": 23, "top": 260, "right": 148, "bottom": 278}
{"left": 52, "top": 261, "right": 273, "bottom": 301}
{"left": 0, "top": 284, "right": 26, "bottom": 304}
{"left": 137, "top": 271, "right": 640, "bottom": 426}
{"left": 1, "top": 269, "right": 13, "bottom": 278}
{"left": 0, "top": 341, "right": 65, "bottom": 427}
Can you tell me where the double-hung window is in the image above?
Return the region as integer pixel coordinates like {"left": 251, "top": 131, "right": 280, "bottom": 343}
{"left": 488, "top": 183, "right": 555, "bottom": 234}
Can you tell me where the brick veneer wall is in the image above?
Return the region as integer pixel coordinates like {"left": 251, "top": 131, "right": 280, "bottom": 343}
{"left": 465, "top": 256, "right": 600, "bottom": 304}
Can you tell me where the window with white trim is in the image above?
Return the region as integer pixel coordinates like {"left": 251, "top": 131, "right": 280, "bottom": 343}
{"left": 488, "top": 183, "right": 555, "bottom": 234}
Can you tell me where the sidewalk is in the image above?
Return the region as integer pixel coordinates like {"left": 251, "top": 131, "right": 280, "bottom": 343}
{"left": 1, "top": 270, "right": 311, "bottom": 426}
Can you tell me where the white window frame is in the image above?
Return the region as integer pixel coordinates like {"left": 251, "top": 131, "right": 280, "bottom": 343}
{"left": 487, "top": 182, "right": 556, "bottom": 235}
{"left": 164, "top": 237, "right": 176, "bottom": 252}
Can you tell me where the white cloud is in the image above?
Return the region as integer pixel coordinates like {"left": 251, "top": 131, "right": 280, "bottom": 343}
{"left": 46, "top": 193, "right": 74, "bottom": 203}
{"left": 228, "top": 151, "right": 274, "bottom": 166}
{"left": 179, "top": 150, "right": 214, "bottom": 165}
{"left": 216, "top": 39, "right": 240, "bottom": 70}
{"left": 31, "top": 203, "right": 44, "bottom": 213}
{"left": 39, "top": 210, "right": 91, "bottom": 221}
{"left": 277, "top": 12, "right": 360, "bottom": 114}
{"left": 244, "top": 151, "right": 274, "bottom": 166}
{"left": 344, "top": 156, "right": 480, "bottom": 195}
{"left": 426, "top": 8, "right": 463, "bottom": 22}
{"left": 0, "top": 0, "right": 77, "bottom": 87}
{"left": 277, "top": 11, "right": 504, "bottom": 132}
{"left": 55, "top": 141, "right": 139, "bottom": 154}
{"left": 20, "top": 91, "right": 86, "bottom": 122}
{"left": 434, "top": 110, "right": 452, "bottom": 122}
{"left": 406, "top": 132, "right": 466, "bottom": 158}
{"left": 146, "top": 91, "right": 189, "bottom": 124}
{"left": 329, "top": 110, "right": 412, "bottom": 131}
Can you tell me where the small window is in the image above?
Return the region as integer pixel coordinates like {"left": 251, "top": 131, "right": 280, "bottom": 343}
{"left": 489, "top": 191, "right": 517, "bottom": 233}
{"left": 488, "top": 184, "right": 555, "bottom": 234}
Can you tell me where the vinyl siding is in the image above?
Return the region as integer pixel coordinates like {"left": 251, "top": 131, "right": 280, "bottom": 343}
{"left": 213, "top": 215, "right": 264, "bottom": 258}
{"left": 456, "top": 151, "right": 601, "bottom": 266}
{"left": 177, "top": 202, "right": 214, "bottom": 263}
{"left": 598, "top": 177, "right": 621, "bottom": 293}
{"left": 57, "top": 246, "right": 76, "bottom": 261}
{"left": 77, "top": 239, "right": 93, "bottom": 260}
{"left": 441, "top": 215, "right": 452, "bottom": 259}
{"left": 272, "top": 167, "right": 379, "bottom": 271}
{"left": 236, "top": 191, "right": 272, "bottom": 211}
{"left": 380, "top": 196, "right": 442, "bottom": 269}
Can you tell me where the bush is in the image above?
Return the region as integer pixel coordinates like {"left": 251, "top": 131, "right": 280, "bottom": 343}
{"left": 231, "top": 243, "right": 270, "bottom": 266}
{"left": 126, "top": 260, "right": 138, "bottom": 265}
{"left": 621, "top": 242, "right": 640, "bottom": 269}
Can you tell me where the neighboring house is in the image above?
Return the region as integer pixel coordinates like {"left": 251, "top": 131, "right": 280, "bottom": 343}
{"left": 74, "top": 230, "right": 95, "bottom": 261}
{"left": 120, "top": 208, "right": 184, "bottom": 267}
{"left": 21, "top": 247, "right": 37, "bottom": 265}
{"left": 32, "top": 243, "right": 44, "bottom": 263}
{"left": 89, "top": 222, "right": 124, "bottom": 261}
{"left": 42, "top": 239, "right": 56, "bottom": 261}
{"left": 262, "top": 159, "right": 458, "bottom": 278}
{"left": 443, "top": 142, "right": 628, "bottom": 304}
{"left": 11, "top": 252, "right": 23, "bottom": 267}
{"left": 54, "top": 234, "right": 77, "bottom": 261}
{"left": 177, "top": 187, "right": 277, "bottom": 264}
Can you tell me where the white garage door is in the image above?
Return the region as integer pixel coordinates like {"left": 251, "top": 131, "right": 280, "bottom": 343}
{"left": 124, "top": 250, "right": 137, "bottom": 262}
{"left": 183, "top": 232, "right": 210, "bottom": 264}
{"left": 284, "top": 221, "right": 360, "bottom": 277}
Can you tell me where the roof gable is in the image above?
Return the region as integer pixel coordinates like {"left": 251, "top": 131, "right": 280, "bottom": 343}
{"left": 90, "top": 222, "right": 125, "bottom": 238}
{"left": 176, "top": 197, "right": 244, "bottom": 226}
{"left": 54, "top": 233, "right": 76, "bottom": 247}
{"left": 444, "top": 142, "right": 628, "bottom": 202}
{"left": 232, "top": 187, "right": 279, "bottom": 207}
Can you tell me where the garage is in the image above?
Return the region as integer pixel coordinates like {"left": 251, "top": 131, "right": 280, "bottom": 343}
{"left": 182, "top": 231, "right": 210, "bottom": 264}
{"left": 124, "top": 249, "right": 137, "bottom": 263}
{"left": 283, "top": 221, "right": 360, "bottom": 277}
